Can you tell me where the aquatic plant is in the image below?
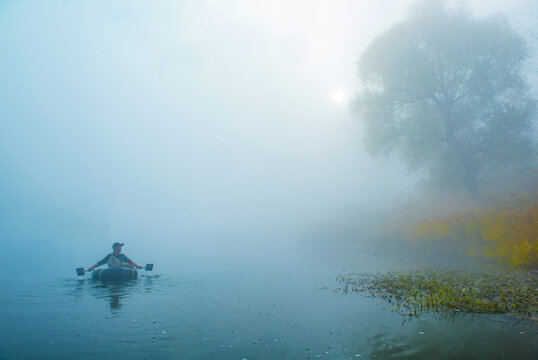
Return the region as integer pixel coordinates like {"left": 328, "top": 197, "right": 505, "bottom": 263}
{"left": 336, "top": 270, "right": 538, "bottom": 318}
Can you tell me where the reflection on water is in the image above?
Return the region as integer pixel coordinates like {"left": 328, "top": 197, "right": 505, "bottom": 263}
{"left": 1, "top": 244, "right": 537, "bottom": 359}
{"left": 68, "top": 277, "right": 154, "bottom": 312}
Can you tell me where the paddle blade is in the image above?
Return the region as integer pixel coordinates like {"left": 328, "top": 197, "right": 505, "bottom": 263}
{"left": 145, "top": 264, "right": 153, "bottom": 271}
{"left": 76, "top": 268, "right": 85, "bottom": 276}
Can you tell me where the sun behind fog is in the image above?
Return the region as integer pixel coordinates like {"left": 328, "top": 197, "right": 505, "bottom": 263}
{"left": 331, "top": 90, "right": 346, "bottom": 103}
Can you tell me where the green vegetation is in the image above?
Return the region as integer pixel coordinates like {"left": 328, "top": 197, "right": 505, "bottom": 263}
{"left": 337, "top": 270, "right": 538, "bottom": 318}
{"left": 409, "top": 191, "right": 538, "bottom": 268}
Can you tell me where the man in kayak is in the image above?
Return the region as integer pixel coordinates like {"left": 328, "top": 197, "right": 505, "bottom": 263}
{"left": 88, "top": 242, "right": 143, "bottom": 271}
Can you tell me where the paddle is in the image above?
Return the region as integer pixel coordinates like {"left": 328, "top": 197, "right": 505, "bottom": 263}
{"left": 76, "top": 264, "right": 153, "bottom": 276}
{"left": 144, "top": 263, "right": 154, "bottom": 271}
{"left": 76, "top": 267, "right": 92, "bottom": 276}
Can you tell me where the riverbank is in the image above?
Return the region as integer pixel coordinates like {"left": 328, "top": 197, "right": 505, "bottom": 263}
{"left": 372, "top": 189, "right": 538, "bottom": 270}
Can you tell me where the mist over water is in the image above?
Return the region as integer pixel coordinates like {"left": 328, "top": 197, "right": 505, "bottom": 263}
{"left": 0, "top": 0, "right": 424, "bottom": 275}
{"left": 1, "top": 1, "right": 537, "bottom": 359}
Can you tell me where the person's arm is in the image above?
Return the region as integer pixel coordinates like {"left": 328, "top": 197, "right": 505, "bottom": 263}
{"left": 88, "top": 254, "right": 111, "bottom": 271}
{"left": 123, "top": 255, "right": 143, "bottom": 269}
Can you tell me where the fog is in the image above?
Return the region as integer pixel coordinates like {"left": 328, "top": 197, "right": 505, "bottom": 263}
{"left": 0, "top": 0, "right": 532, "bottom": 277}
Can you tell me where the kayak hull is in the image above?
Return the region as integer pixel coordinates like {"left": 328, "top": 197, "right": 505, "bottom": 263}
{"left": 91, "top": 268, "right": 138, "bottom": 282}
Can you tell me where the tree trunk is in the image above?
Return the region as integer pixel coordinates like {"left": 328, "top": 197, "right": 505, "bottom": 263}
{"left": 442, "top": 106, "right": 481, "bottom": 200}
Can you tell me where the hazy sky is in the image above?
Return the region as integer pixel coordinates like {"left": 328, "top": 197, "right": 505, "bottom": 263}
{"left": 0, "top": 0, "right": 530, "bottom": 272}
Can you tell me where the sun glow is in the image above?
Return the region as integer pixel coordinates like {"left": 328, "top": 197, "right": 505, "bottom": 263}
{"left": 331, "top": 90, "right": 346, "bottom": 103}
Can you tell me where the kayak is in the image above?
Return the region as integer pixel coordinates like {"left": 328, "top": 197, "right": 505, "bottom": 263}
{"left": 91, "top": 268, "right": 138, "bottom": 282}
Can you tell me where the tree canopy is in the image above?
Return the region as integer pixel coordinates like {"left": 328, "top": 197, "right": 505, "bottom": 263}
{"left": 354, "top": 1, "right": 536, "bottom": 197}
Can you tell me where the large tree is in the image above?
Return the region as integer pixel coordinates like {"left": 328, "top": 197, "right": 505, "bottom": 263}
{"left": 354, "top": 1, "right": 536, "bottom": 197}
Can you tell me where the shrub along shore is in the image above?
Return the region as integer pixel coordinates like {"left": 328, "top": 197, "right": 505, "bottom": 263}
{"left": 409, "top": 191, "right": 538, "bottom": 269}
{"left": 338, "top": 191, "right": 538, "bottom": 320}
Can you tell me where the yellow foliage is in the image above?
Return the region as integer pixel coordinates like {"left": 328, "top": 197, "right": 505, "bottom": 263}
{"left": 410, "top": 192, "right": 538, "bottom": 268}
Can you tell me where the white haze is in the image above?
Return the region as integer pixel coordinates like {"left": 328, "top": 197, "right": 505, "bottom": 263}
{"left": 0, "top": 0, "right": 526, "bottom": 276}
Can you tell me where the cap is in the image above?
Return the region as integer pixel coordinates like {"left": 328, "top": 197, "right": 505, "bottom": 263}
{"left": 112, "top": 242, "right": 124, "bottom": 249}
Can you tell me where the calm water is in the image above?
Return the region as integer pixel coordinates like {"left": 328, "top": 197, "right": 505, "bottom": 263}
{"left": 1, "top": 243, "right": 537, "bottom": 359}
